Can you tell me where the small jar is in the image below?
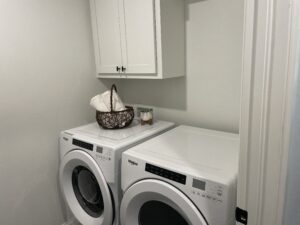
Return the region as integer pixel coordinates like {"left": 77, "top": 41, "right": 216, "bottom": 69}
{"left": 140, "top": 109, "right": 153, "bottom": 125}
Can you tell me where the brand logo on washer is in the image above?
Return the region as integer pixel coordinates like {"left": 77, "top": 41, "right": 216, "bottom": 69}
{"left": 128, "top": 159, "right": 138, "bottom": 166}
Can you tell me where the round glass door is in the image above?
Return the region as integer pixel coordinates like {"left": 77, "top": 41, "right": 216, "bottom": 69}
{"left": 72, "top": 166, "right": 104, "bottom": 217}
{"left": 60, "top": 150, "right": 113, "bottom": 225}
{"left": 139, "top": 200, "right": 189, "bottom": 225}
{"left": 120, "top": 179, "right": 208, "bottom": 225}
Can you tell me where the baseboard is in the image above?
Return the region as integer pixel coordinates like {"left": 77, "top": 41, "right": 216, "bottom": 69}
{"left": 61, "top": 222, "right": 73, "bottom": 225}
{"left": 62, "top": 222, "right": 72, "bottom": 225}
{"left": 62, "top": 219, "right": 80, "bottom": 225}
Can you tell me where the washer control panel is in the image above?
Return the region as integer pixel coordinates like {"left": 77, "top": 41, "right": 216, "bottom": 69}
{"left": 72, "top": 138, "right": 112, "bottom": 162}
{"left": 95, "top": 146, "right": 112, "bottom": 161}
{"left": 191, "top": 178, "right": 225, "bottom": 204}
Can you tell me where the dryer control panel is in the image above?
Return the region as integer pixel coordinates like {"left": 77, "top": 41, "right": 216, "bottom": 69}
{"left": 191, "top": 178, "right": 225, "bottom": 204}
{"left": 145, "top": 163, "right": 186, "bottom": 185}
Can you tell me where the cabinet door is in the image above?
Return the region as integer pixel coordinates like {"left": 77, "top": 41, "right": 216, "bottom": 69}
{"left": 91, "top": 0, "right": 123, "bottom": 74}
{"left": 120, "top": 0, "right": 157, "bottom": 74}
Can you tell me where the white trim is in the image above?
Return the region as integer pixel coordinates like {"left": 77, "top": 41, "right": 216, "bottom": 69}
{"left": 238, "top": 0, "right": 276, "bottom": 222}
{"left": 256, "top": 0, "right": 275, "bottom": 224}
{"left": 276, "top": 1, "right": 300, "bottom": 224}
{"left": 237, "top": 0, "right": 255, "bottom": 211}
{"left": 238, "top": 0, "right": 298, "bottom": 224}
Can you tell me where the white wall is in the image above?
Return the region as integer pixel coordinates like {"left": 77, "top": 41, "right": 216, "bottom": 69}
{"left": 118, "top": 0, "right": 244, "bottom": 133}
{"left": 0, "top": 0, "right": 244, "bottom": 224}
{"left": 0, "top": 1, "right": 112, "bottom": 225}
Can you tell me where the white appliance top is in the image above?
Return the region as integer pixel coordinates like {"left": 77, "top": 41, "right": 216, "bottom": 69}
{"left": 65, "top": 119, "right": 175, "bottom": 149}
{"left": 125, "top": 125, "right": 240, "bottom": 184}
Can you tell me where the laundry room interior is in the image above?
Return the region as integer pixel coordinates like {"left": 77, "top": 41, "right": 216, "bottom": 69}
{"left": 0, "top": 0, "right": 299, "bottom": 225}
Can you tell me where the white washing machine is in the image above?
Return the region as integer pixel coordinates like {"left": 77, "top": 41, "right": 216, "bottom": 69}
{"left": 59, "top": 120, "right": 175, "bottom": 225}
{"left": 120, "top": 125, "right": 239, "bottom": 225}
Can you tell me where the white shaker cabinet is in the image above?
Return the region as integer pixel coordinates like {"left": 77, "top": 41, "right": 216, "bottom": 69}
{"left": 90, "top": 0, "right": 185, "bottom": 79}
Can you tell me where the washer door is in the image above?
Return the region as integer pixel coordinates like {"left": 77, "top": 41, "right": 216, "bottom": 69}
{"left": 120, "top": 179, "right": 208, "bottom": 225}
{"left": 60, "top": 150, "right": 113, "bottom": 225}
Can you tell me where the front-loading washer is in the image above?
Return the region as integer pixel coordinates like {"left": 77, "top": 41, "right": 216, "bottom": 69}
{"left": 59, "top": 119, "right": 175, "bottom": 225}
{"left": 120, "top": 125, "right": 239, "bottom": 225}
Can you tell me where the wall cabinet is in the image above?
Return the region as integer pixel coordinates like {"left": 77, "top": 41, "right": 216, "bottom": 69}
{"left": 90, "top": 0, "right": 185, "bottom": 79}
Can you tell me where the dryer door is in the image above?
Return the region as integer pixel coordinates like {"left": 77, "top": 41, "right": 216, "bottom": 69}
{"left": 60, "top": 150, "right": 113, "bottom": 225}
{"left": 120, "top": 179, "right": 208, "bottom": 225}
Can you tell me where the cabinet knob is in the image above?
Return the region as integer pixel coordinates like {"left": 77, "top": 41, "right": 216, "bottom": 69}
{"left": 116, "top": 66, "right": 120, "bottom": 72}
{"left": 121, "top": 66, "right": 126, "bottom": 72}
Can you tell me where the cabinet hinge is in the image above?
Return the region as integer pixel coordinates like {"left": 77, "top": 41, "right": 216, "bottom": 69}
{"left": 236, "top": 207, "right": 248, "bottom": 224}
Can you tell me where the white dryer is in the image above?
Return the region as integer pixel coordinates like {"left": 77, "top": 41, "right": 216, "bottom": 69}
{"left": 120, "top": 125, "right": 239, "bottom": 225}
{"left": 59, "top": 120, "right": 174, "bottom": 225}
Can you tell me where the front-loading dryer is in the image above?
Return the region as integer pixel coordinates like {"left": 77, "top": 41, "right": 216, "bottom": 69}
{"left": 59, "top": 120, "right": 174, "bottom": 225}
{"left": 120, "top": 125, "right": 239, "bottom": 225}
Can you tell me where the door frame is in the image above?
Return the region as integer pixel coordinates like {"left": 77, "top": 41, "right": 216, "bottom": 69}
{"left": 238, "top": 0, "right": 299, "bottom": 224}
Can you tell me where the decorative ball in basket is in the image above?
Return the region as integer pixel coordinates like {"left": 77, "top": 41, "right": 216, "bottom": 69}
{"left": 90, "top": 84, "right": 134, "bottom": 129}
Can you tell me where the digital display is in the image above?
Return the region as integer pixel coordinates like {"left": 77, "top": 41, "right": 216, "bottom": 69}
{"left": 192, "top": 179, "right": 206, "bottom": 191}
{"left": 145, "top": 163, "right": 186, "bottom": 185}
{"left": 96, "top": 146, "right": 103, "bottom": 153}
{"left": 72, "top": 139, "right": 93, "bottom": 151}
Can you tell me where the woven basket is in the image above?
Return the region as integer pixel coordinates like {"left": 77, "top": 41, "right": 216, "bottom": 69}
{"left": 96, "top": 84, "right": 134, "bottom": 129}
